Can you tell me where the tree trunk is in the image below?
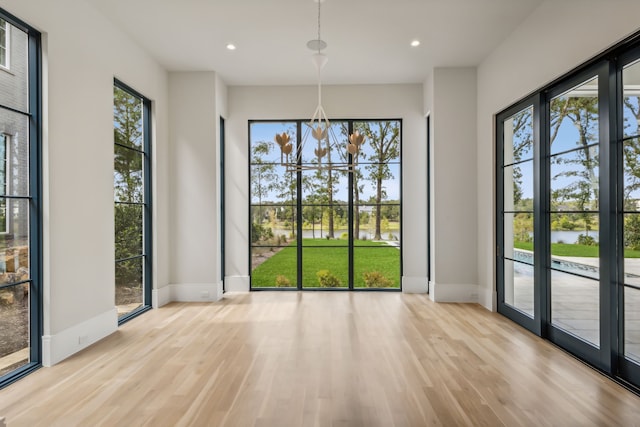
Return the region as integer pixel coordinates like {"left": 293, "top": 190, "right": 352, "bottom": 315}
{"left": 327, "top": 169, "right": 334, "bottom": 238}
{"left": 375, "top": 175, "right": 383, "bottom": 240}
{"left": 354, "top": 190, "right": 360, "bottom": 240}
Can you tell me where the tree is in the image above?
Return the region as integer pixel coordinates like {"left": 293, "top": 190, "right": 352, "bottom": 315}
{"left": 550, "top": 96, "right": 599, "bottom": 234}
{"left": 508, "top": 108, "right": 533, "bottom": 208}
{"left": 622, "top": 96, "right": 640, "bottom": 249}
{"left": 114, "top": 87, "right": 143, "bottom": 203}
{"left": 303, "top": 196, "right": 322, "bottom": 238}
{"left": 339, "top": 123, "right": 366, "bottom": 240}
{"left": 623, "top": 96, "right": 640, "bottom": 209}
{"left": 250, "top": 141, "right": 277, "bottom": 226}
{"left": 304, "top": 122, "right": 345, "bottom": 239}
{"left": 361, "top": 121, "right": 400, "bottom": 240}
{"left": 114, "top": 87, "right": 144, "bottom": 287}
{"left": 625, "top": 214, "right": 640, "bottom": 250}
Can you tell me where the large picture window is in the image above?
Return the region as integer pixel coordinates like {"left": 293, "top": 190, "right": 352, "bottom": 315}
{"left": 249, "top": 119, "right": 401, "bottom": 290}
{"left": 0, "top": 9, "right": 41, "bottom": 388}
{"left": 113, "top": 80, "right": 151, "bottom": 322}
{"left": 497, "top": 35, "right": 640, "bottom": 390}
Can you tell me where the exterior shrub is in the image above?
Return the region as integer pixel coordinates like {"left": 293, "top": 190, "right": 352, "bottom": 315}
{"left": 316, "top": 270, "right": 342, "bottom": 287}
{"left": 625, "top": 214, "right": 640, "bottom": 250}
{"left": 577, "top": 234, "right": 597, "bottom": 246}
{"left": 275, "top": 275, "right": 291, "bottom": 287}
{"left": 363, "top": 271, "right": 393, "bottom": 288}
{"left": 251, "top": 223, "right": 273, "bottom": 243}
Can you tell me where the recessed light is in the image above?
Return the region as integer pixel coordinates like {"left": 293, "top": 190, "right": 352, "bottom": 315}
{"left": 411, "top": 40, "right": 420, "bottom": 47}
{"left": 226, "top": 43, "right": 236, "bottom": 50}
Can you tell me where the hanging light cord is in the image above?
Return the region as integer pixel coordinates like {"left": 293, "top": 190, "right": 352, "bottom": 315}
{"left": 317, "top": 0, "right": 321, "bottom": 53}
{"left": 316, "top": 0, "right": 323, "bottom": 111}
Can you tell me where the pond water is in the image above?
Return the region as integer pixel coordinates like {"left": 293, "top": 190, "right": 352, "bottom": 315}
{"left": 528, "top": 230, "right": 599, "bottom": 244}
{"left": 551, "top": 230, "right": 598, "bottom": 244}
{"left": 271, "top": 227, "right": 400, "bottom": 241}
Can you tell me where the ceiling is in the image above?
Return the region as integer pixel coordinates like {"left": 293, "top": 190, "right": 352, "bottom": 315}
{"left": 84, "top": 0, "right": 544, "bottom": 86}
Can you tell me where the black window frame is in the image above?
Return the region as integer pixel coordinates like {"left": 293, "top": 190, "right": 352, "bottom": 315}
{"left": 220, "top": 116, "right": 226, "bottom": 292}
{"left": 0, "top": 7, "right": 42, "bottom": 389}
{"left": 248, "top": 118, "right": 403, "bottom": 291}
{"left": 113, "top": 79, "right": 152, "bottom": 324}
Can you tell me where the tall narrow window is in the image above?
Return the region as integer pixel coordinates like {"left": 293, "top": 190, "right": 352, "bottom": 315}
{"left": 0, "top": 9, "right": 41, "bottom": 387}
{"left": 0, "top": 134, "right": 8, "bottom": 234}
{"left": 352, "top": 120, "right": 401, "bottom": 289}
{"left": 113, "top": 80, "right": 151, "bottom": 322}
{"left": 249, "top": 121, "right": 299, "bottom": 288}
{"left": 0, "top": 18, "right": 9, "bottom": 69}
{"left": 220, "top": 117, "right": 226, "bottom": 291}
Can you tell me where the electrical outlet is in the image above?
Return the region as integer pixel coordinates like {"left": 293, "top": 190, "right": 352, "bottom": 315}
{"left": 78, "top": 335, "right": 88, "bottom": 345}
{"left": 200, "top": 291, "right": 210, "bottom": 299}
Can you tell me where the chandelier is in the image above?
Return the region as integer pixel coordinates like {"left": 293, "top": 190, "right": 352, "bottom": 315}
{"left": 275, "top": 0, "right": 365, "bottom": 173}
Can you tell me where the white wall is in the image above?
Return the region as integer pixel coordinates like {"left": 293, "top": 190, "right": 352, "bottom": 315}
{"left": 7, "top": 0, "right": 638, "bottom": 370}
{"left": 167, "top": 72, "right": 225, "bottom": 302}
{"left": 226, "top": 84, "right": 426, "bottom": 291}
{"left": 429, "top": 68, "right": 479, "bottom": 302}
{"left": 0, "top": 0, "right": 169, "bottom": 364}
{"left": 476, "top": 0, "right": 640, "bottom": 310}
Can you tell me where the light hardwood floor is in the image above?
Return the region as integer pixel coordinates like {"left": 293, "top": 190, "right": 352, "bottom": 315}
{"left": 1, "top": 292, "right": 640, "bottom": 426}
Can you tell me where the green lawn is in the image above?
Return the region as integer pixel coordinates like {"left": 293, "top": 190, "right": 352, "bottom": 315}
{"left": 514, "top": 241, "right": 640, "bottom": 258}
{"left": 251, "top": 238, "right": 400, "bottom": 288}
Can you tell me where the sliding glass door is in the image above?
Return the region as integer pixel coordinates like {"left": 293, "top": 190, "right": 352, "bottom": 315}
{"left": 497, "top": 40, "right": 640, "bottom": 388}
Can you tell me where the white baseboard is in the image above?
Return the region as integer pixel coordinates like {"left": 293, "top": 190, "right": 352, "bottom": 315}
{"left": 402, "top": 276, "right": 428, "bottom": 293}
{"left": 429, "top": 282, "right": 479, "bottom": 303}
{"left": 153, "top": 285, "right": 171, "bottom": 308}
{"left": 42, "top": 308, "right": 117, "bottom": 367}
{"left": 478, "top": 287, "right": 497, "bottom": 311}
{"left": 169, "top": 282, "right": 223, "bottom": 302}
{"left": 225, "top": 275, "right": 250, "bottom": 292}
{"left": 153, "top": 282, "right": 224, "bottom": 307}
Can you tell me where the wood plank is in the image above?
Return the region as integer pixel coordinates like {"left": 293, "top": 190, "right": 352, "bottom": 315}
{"left": 1, "top": 292, "right": 639, "bottom": 426}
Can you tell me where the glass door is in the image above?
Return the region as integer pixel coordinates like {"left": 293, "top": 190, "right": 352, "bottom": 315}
{"left": 497, "top": 63, "right": 611, "bottom": 370}
{"left": 546, "top": 71, "right": 607, "bottom": 367}
{"left": 497, "top": 100, "right": 540, "bottom": 332}
{"left": 619, "top": 51, "right": 640, "bottom": 383}
{"left": 497, "top": 40, "right": 640, "bottom": 389}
